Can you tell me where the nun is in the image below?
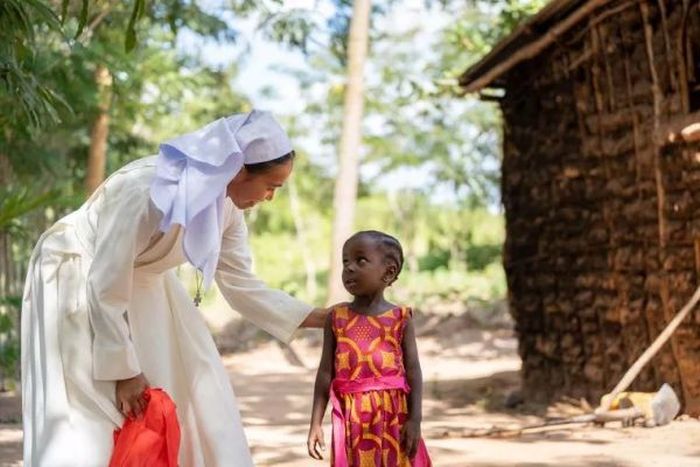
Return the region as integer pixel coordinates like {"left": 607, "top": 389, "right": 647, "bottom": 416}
{"left": 21, "top": 110, "right": 327, "bottom": 466}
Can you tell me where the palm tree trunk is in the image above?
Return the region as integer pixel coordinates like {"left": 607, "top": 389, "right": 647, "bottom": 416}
{"left": 326, "top": 0, "right": 371, "bottom": 304}
{"left": 85, "top": 64, "right": 112, "bottom": 195}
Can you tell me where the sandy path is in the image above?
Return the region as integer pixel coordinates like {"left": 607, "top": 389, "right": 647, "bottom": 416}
{"left": 229, "top": 333, "right": 700, "bottom": 467}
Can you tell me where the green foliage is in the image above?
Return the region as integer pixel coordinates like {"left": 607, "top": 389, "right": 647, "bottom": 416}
{"left": 232, "top": 0, "right": 396, "bottom": 64}
{"left": 440, "top": 0, "right": 547, "bottom": 79}
{"left": 0, "top": 296, "right": 21, "bottom": 389}
{"left": 497, "top": 0, "right": 548, "bottom": 31}
{"left": 0, "top": 0, "right": 66, "bottom": 128}
{"left": 3, "top": 0, "right": 247, "bottom": 198}
{"left": 390, "top": 263, "right": 507, "bottom": 309}
{"left": 0, "top": 188, "right": 60, "bottom": 236}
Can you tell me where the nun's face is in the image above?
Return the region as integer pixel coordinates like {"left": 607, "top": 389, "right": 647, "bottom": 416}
{"left": 226, "top": 158, "right": 293, "bottom": 209}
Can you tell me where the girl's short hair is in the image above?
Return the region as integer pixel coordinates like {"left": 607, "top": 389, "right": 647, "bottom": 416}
{"left": 244, "top": 151, "right": 295, "bottom": 174}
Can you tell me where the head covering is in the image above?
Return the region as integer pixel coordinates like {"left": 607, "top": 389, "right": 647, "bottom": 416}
{"left": 150, "top": 110, "right": 293, "bottom": 288}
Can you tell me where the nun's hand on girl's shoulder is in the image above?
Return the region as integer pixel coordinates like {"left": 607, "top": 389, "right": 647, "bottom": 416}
{"left": 116, "top": 373, "right": 149, "bottom": 419}
{"left": 301, "top": 307, "right": 332, "bottom": 328}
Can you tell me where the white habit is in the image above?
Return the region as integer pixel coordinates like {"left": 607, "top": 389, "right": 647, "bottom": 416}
{"left": 21, "top": 157, "right": 311, "bottom": 466}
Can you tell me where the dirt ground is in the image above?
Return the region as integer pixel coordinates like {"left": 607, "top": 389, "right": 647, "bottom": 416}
{"left": 1, "top": 322, "right": 699, "bottom": 466}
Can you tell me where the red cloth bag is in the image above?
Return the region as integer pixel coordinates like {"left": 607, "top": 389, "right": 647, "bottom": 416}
{"left": 109, "top": 388, "right": 180, "bottom": 467}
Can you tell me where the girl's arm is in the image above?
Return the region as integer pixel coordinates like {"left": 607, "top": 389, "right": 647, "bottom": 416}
{"left": 401, "top": 316, "right": 423, "bottom": 458}
{"left": 307, "top": 313, "right": 336, "bottom": 459}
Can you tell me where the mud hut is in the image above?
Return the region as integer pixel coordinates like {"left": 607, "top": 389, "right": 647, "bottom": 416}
{"left": 460, "top": 0, "right": 700, "bottom": 414}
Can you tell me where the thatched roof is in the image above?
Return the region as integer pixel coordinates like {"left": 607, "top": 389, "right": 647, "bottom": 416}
{"left": 459, "top": 0, "right": 610, "bottom": 93}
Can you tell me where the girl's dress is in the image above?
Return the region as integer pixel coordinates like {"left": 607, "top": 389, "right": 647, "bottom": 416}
{"left": 330, "top": 304, "right": 432, "bottom": 467}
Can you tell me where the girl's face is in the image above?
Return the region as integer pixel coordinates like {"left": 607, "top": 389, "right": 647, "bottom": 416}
{"left": 226, "top": 159, "right": 293, "bottom": 209}
{"left": 342, "top": 235, "right": 395, "bottom": 296}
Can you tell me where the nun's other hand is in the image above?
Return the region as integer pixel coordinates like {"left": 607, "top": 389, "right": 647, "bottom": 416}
{"left": 116, "top": 373, "right": 149, "bottom": 419}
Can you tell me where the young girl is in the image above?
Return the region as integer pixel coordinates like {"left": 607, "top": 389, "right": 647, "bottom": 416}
{"left": 307, "top": 231, "right": 432, "bottom": 466}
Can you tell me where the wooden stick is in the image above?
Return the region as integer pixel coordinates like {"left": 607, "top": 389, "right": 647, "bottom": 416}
{"left": 677, "top": 0, "right": 691, "bottom": 113}
{"left": 456, "top": 408, "right": 644, "bottom": 438}
{"left": 598, "top": 283, "right": 700, "bottom": 411}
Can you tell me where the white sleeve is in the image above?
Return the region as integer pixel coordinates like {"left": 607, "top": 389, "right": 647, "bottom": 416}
{"left": 86, "top": 177, "right": 161, "bottom": 381}
{"left": 215, "top": 209, "right": 312, "bottom": 344}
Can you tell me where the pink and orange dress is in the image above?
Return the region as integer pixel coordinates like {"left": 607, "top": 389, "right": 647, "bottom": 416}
{"left": 330, "top": 304, "right": 432, "bottom": 467}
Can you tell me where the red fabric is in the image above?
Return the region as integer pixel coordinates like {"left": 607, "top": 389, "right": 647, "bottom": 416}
{"left": 109, "top": 388, "right": 180, "bottom": 467}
